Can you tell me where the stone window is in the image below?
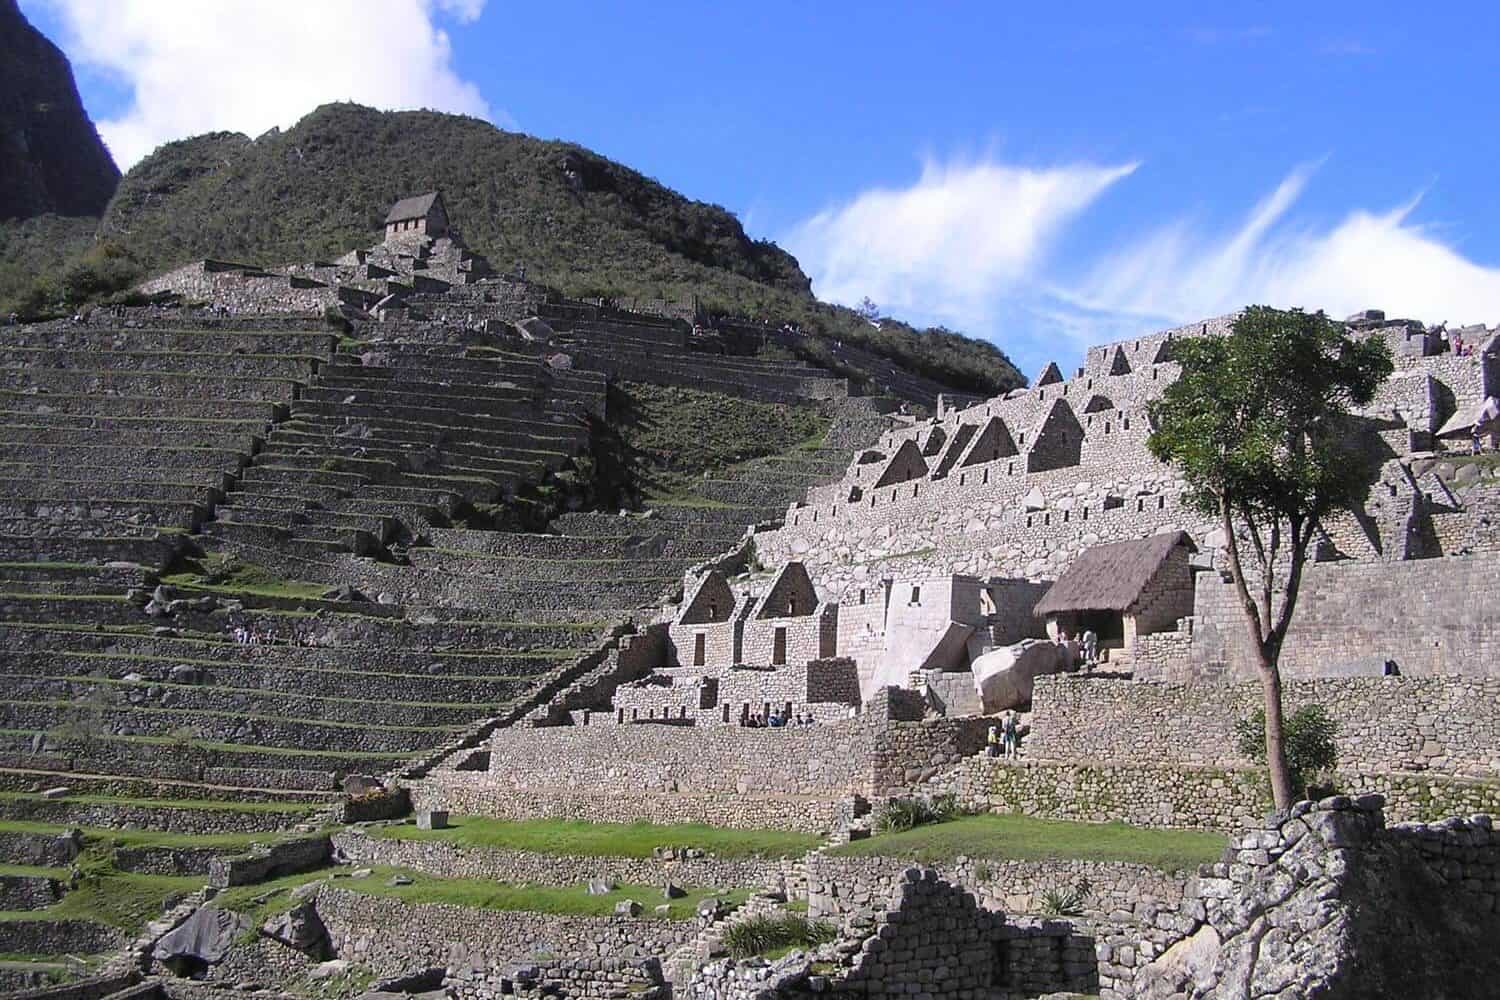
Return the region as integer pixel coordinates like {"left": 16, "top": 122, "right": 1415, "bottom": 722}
{"left": 693, "top": 633, "right": 706, "bottom": 667}
{"left": 910, "top": 585, "right": 921, "bottom": 605}
{"left": 773, "top": 628, "right": 787, "bottom": 665}
{"left": 859, "top": 588, "right": 867, "bottom": 605}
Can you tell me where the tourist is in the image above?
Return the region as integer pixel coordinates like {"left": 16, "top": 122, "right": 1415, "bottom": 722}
{"left": 986, "top": 725, "right": 1000, "bottom": 758}
{"left": 1082, "top": 629, "right": 1098, "bottom": 669}
{"left": 1002, "top": 712, "right": 1019, "bottom": 758}
{"left": 1473, "top": 425, "right": 1484, "bottom": 456}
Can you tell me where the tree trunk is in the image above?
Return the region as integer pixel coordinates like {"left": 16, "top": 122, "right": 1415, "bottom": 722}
{"left": 1252, "top": 644, "right": 1297, "bottom": 811}
{"left": 1219, "top": 499, "right": 1298, "bottom": 812}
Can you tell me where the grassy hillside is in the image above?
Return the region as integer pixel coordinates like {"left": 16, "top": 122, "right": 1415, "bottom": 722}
{"left": 0, "top": 102, "right": 1024, "bottom": 395}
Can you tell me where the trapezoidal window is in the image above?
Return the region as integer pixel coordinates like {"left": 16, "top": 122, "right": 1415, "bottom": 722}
{"left": 911, "top": 585, "right": 921, "bottom": 605}
{"left": 693, "top": 633, "right": 706, "bottom": 667}
{"left": 773, "top": 627, "right": 787, "bottom": 665}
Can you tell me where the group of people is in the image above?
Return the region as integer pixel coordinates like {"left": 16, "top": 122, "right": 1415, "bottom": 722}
{"left": 743, "top": 709, "right": 818, "bottom": 728}
{"left": 231, "top": 625, "right": 277, "bottom": 645}
{"left": 1056, "top": 627, "right": 1101, "bottom": 669}
{"left": 230, "top": 624, "right": 318, "bottom": 647}
{"left": 986, "top": 712, "right": 1021, "bottom": 758}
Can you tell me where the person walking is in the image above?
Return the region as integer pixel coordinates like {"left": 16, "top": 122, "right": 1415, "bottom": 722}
{"left": 1082, "top": 629, "right": 1098, "bottom": 669}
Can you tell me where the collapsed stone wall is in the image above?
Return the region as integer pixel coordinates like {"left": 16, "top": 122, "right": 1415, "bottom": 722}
{"left": 687, "top": 869, "right": 1100, "bottom": 1000}
{"left": 138, "top": 261, "right": 356, "bottom": 313}
{"left": 1136, "top": 796, "right": 1500, "bottom": 999}
{"left": 1027, "top": 674, "right": 1500, "bottom": 777}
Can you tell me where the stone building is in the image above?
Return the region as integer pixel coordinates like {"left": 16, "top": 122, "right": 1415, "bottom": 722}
{"left": 383, "top": 190, "right": 449, "bottom": 242}
{"left": 1033, "top": 530, "right": 1198, "bottom": 667}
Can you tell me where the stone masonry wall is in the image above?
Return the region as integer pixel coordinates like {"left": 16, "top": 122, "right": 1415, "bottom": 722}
{"left": 1027, "top": 675, "right": 1500, "bottom": 777}
{"left": 1135, "top": 795, "right": 1500, "bottom": 999}
{"left": 1182, "top": 552, "right": 1500, "bottom": 680}
{"left": 805, "top": 852, "right": 1188, "bottom": 923}
{"left": 332, "top": 828, "right": 797, "bottom": 893}
{"left": 315, "top": 885, "right": 694, "bottom": 975}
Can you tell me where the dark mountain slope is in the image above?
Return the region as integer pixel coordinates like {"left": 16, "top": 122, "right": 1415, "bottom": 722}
{"left": 96, "top": 103, "right": 1023, "bottom": 395}
{"left": 0, "top": 0, "right": 120, "bottom": 221}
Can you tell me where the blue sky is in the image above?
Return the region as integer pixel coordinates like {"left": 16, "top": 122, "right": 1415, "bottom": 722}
{"left": 24, "top": 0, "right": 1500, "bottom": 375}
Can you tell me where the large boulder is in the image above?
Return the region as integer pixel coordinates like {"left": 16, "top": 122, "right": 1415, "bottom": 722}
{"left": 154, "top": 906, "right": 247, "bottom": 969}
{"left": 260, "top": 900, "right": 330, "bottom": 958}
{"left": 970, "top": 639, "right": 1072, "bottom": 712}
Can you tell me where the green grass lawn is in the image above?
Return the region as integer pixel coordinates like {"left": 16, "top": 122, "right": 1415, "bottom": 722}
{"left": 0, "top": 791, "right": 318, "bottom": 814}
{"left": 0, "top": 870, "right": 202, "bottom": 930}
{"left": 0, "top": 819, "right": 336, "bottom": 857}
{"left": 827, "top": 813, "right": 1226, "bottom": 872}
{"left": 0, "top": 863, "right": 68, "bottom": 879}
{"left": 216, "top": 864, "right": 749, "bottom": 923}
{"left": 374, "top": 816, "right": 822, "bottom": 859}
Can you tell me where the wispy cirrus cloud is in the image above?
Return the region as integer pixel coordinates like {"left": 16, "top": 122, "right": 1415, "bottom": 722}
{"left": 31, "top": 0, "right": 502, "bottom": 169}
{"left": 786, "top": 157, "right": 1500, "bottom": 377}
{"left": 783, "top": 157, "right": 1138, "bottom": 327}
{"left": 1069, "top": 162, "right": 1500, "bottom": 330}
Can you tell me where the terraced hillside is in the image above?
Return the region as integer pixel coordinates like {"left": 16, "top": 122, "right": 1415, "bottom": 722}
{"left": 0, "top": 297, "right": 894, "bottom": 975}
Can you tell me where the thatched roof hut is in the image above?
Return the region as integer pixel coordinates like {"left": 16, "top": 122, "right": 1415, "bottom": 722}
{"left": 1035, "top": 531, "right": 1197, "bottom": 617}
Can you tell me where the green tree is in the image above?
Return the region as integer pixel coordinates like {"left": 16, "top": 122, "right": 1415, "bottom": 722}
{"left": 1234, "top": 704, "right": 1339, "bottom": 799}
{"left": 1147, "top": 306, "right": 1391, "bottom": 810}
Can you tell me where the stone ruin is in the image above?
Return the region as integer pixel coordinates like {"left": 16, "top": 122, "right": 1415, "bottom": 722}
{"left": 5, "top": 188, "right": 1500, "bottom": 999}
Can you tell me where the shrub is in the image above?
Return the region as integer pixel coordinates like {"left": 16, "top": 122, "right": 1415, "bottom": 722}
{"left": 877, "top": 794, "right": 963, "bottom": 833}
{"left": 722, "top": 913, "right": 837, "bottom": 959}
{"left": 1039, "top": 878, "right": 1091, "bottom": 917}
{"left": 1234, "top": 704, "right": 1339, "bottom": 799}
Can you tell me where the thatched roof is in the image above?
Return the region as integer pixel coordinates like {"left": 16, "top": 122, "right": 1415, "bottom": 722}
{"left": 385, "top": 191, "right": 443, "bottom": 224}
{"left": 1035, "top": 531, "right": 1196, "bottom": 617}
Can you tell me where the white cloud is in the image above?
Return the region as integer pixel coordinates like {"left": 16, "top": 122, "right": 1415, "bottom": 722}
{"left": 34, "top": 0, "right": 498, "bottom": 168}
{"left": 784, "top": 158, "right": 1138, "bottom": 325}
{"left": 785, "top": 156, "right": 1500, "bottom": 379}
{"left": 1071, "top": 163, "right": 1500, "bottom": 331}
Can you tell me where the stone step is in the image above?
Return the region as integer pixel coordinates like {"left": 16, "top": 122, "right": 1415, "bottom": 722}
{"left": 0, "top": 347, "right": 319, "bottom": 380}
{"left": 1, "top": 326, "right": 337, "bottom": 355}
{"left": 0, "top": 391, "right": 285, "bottom": 422}
{"left": 2, "top": 424, "right": 262, "bottom": 451}
{"left": 3, "top": 674, "right": 504, "bottom": 728}
{"left": 0, "top": 701, "right": 464, "bottom": 755}
{"left": 421, "top": 528, "right": 726, "bottom": 562}
{"left": 0, "top": 480, "right": 212, "bottom": 504}
{"left": 0, "top": 368, "right": 302, "bottom": 402}
{"left": 0, "top": 624, "right": 589, "bottom": 675}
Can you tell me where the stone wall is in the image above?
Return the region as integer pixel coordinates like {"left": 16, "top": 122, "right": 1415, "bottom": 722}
{"left": 934, "top": 754, "right": 1500, "bottom": 831}
{"left": 805, "top": 852, "right": 1188, "bottom": 923}
{"left": 1136, "top": 795, "right": 1500, "bottom": 999}
{"left": 1181, "top": 552, "right": 1500, "bottom": 680}
{"left": 332, "top": 828, "right": 796, "bottom": 893}
{"left": 1027, "top": 674, "right": 1500, "bottom": 777}
{"left": 413, "top": 718, "right": 991, "bottom": 833}
{"left": 686, "top": 869, "right": 1099, "bottom": 1000}
{"left": 315, "top": 885, "right": 694, "bottom": 974}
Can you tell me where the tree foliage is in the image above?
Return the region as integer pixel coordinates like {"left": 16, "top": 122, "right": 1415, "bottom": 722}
{"left": 1147, "top": 306, "right": 1392, "bottom": 808}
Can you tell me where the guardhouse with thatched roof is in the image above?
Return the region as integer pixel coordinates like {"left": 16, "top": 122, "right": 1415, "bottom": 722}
{"left": 384, "top": 191, "right": 449, "bottom": 242}
{"left": 1034, "top": 531, "right": 1199, "bottom": 665}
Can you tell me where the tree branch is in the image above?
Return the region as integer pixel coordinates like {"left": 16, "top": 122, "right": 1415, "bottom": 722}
{"left": 1221, "top": 494, "right": 1267, "bottom": 645}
